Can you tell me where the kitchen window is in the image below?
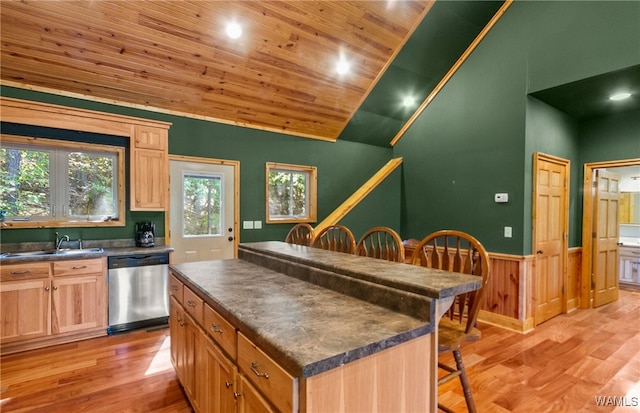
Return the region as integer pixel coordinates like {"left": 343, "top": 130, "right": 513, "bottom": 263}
{"left": 0, "top": 134, "right": 125, "bottom": 228}
{"left": 266, "top": 162, "right": 317, "bottom": 223}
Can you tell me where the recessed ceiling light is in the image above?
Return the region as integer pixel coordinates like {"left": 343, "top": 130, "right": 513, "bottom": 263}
{"left": 226, "top": 22, "right": 242, "bottom": 39}
{"left": 402, "top": 96, "right": 416, "bottom": 108}
{"left": 609, "top": 92, "right": 632, "bottom": 101}
{"left": 336, "top": 59, "right": 350, "bottom": 75}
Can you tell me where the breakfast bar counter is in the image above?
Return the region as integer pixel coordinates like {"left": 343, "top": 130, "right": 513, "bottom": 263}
{"left": 168, "top": 241, "right": 481, "bottom": 412}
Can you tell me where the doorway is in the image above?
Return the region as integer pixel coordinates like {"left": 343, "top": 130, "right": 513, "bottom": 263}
{"left": 581, "top": 158, "right": 640, "bottom": 308}
{"left": 168, "top": 155, "right": 239, "bottom": 264}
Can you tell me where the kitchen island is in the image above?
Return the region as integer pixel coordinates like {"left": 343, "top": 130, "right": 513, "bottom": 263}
{"left": 168, "top": 241, "right": 481, "bottom": 412}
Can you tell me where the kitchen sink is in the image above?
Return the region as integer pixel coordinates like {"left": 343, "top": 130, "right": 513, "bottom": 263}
{"left": 0, "top": 248, "right": 104, "bottom": 258}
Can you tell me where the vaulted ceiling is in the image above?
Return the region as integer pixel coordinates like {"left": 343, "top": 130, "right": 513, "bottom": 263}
{"left": 1, "top": 0, "right": 506, "bottom": 147}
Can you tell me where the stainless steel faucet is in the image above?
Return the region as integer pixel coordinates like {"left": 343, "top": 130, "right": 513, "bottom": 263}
{"left": 55, "top": 232, "right": 70, "bottom": 250}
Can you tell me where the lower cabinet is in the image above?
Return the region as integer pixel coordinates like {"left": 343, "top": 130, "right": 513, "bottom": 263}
{"left": 0, "top": 277, "right": 49, "bottom": 343}
{"left": 0, "top": 258, "right": 107, "bottom": 354}
{"left": 619, "top": 246, "right": 640, "bottom": 286}
{"left": 202, "top": 333, "right": 237, "bottom": 413}
{"left": 169, "top": 271, "right": 433, "bottom": 413}
{"left": 237, "top": 375, "right": 276, "bottom": 413}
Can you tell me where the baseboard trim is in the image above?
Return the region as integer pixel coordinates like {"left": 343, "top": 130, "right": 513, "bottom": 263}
{"left": 478, "top": 309, "right": 534, "bottom": 334}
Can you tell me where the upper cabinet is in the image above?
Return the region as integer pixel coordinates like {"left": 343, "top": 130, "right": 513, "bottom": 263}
{"left": 131, "top": 125, "right": 169, "bottom": 211}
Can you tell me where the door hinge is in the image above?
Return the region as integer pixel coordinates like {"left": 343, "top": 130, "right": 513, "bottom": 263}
{"left": 593, "top": 181, "right": 598, "bottom": 188}
{"left": 592, "top": 232, "right": 597, "bottom": 239}
{"left": 591, "top": 273, "right": 595, "bottom": 290}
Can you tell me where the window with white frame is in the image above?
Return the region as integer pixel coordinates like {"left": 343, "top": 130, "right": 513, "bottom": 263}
{"left": 266, "top": 162, "right": 317, "bottom": 223}
{"left": 0, "top": 135, "right": 125, "bottom": 227}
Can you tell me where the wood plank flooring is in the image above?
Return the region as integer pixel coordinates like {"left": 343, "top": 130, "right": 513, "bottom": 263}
{"left": 1, "top": 288, "right": 638, "bottom": 412}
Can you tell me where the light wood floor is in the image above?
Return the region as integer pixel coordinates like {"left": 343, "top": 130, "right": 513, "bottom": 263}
{"left": 1, "top": 288, "right": 638, "bottom": 413}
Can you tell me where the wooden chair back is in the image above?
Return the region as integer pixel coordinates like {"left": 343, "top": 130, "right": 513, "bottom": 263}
{"left": 409, "top": 230, "right": 490, "bottom": 333}
{"left": 312, "top": 224, "right": 356, "bottom": 254}
{"left": 285, "top": 223, "right": 314, "bottom": 246}
{"left": 356, "top": 226, "right": 405, "bottom": 262}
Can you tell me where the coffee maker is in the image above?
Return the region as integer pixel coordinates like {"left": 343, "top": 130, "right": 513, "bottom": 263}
{"left": 135, "top": 222, "right": 155, "bottom": 247}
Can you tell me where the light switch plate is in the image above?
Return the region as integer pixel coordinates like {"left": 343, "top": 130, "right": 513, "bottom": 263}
{"left": 243, "top": 221, "right": 254, "bottom": 229}
{"left": 253, "top": 220, "right": 262, "bottom": 229}
{"left": 504, "top": 226, "right": 512, "bottom": 238}
{"left": 495, "top": 193, "right": 509, "bottom": 203}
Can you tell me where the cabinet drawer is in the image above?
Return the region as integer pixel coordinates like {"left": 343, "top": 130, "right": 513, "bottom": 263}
{"left": 169, "top": 273, "right": 184, "bottom": 303}
{"left": 52, "top": 258, "right": 104, "bottom": 277}
{"left": 204, "top": 304, "right": 236, "bottom": 360}
{"left": 237, "top": 332, "right": 296, "bottom": 413}
{"left": 183, "top": 287, "right": 203, "bottom": 325}
{"left": 1, "top": 262, "right": 50, "bottom": 281}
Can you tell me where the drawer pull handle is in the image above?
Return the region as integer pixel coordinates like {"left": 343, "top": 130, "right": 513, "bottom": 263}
{"left": 233, "top": 392, "right": 241, "bottom": 400}
{"left": 71, "top": 265, "right": 87, "bottom": 270}
{"left": 170, "top": 285, "right": 178, "bottom": 291}
{"left": 10, "top": 270, "right": 30, "bottom": 275}
{"left": 210, "top": 323, "right": 223, "bottom": 334}
{"left": 250, "top": 362, "right": 269, "bottom": 379}
{"left": 225, "top": 381, "right": 232, "bottom": 389}
{"left": 186, "top": 300, "right": 196, "bottom": 307}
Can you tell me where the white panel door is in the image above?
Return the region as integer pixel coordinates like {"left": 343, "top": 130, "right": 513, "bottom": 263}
{"left": 170, "top": 159, "right": 236, "bottom": 263}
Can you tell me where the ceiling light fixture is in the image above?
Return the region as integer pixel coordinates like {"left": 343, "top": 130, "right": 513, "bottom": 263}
{"left": 336, "top": 59, "right": 350, "bottom": 75}
{"left": 609, "top": 92, "right": 632, "bottom": 101}
{"left": 226, "top": 22, "right": 242, "bottom": 39}
{"left": 402, "top": 96, "right": 416, "bottom": 108}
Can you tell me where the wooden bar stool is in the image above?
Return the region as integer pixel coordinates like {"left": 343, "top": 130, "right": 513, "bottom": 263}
{"left": 409, "top": 230, "right": 491, "bottom": 413}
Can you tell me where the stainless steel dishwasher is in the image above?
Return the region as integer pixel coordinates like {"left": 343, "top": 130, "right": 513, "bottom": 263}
{"left": 107, "top": 252, "right": 170, "bottom": 334}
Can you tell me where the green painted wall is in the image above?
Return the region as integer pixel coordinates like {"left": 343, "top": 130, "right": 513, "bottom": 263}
{"left": 394, "top": 1, "right": 640, "bottom": 255}
{"left": 1, "top": 86, "right": 398, "bottom": 246}
{"left": 525, "top": 97, "right": 580, "bottom": 248}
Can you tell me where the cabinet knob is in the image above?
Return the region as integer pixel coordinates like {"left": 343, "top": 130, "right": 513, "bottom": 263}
{"left": 52, "top": 285, "right": 58, "bottom": 290}
{"left": 225, "top": 381, "right": 232, "bottom": 389}
{"left": 210, "top": 323, "right": 223, "bottom": 334}
{"left": 44, "top": 286, "right": 50, "bottom": 292}
{"left": 233, "top": 392, "right": 241, "bottom": 400}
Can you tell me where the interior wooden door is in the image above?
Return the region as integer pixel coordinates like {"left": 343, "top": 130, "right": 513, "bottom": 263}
{"left": 592, "top": 170, "right": 620, "bottom": 307}
{"left": 533, "top": 154, "right": 569, "bottom": 326}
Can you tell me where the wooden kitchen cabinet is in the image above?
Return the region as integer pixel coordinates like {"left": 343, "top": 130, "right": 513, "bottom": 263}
{"left": 237, "top": 375, "right": 276, "bottom": 413}
{"left": 0, "top": 277, "right": 50, "bottom": 343}
{"left": 130, "top": 125, "right": 168, "bottom": 211}
{"left": 619, "top": 245, "right": 640, "bottom": 286}
{"left": 0, "top": 258, "right": 107, "bottom": 355}
{"left": 170, "top": 294, "right": 204, "bottom": 413}
{"left": 202, "top": 333, "right": 238, "bottom": 413}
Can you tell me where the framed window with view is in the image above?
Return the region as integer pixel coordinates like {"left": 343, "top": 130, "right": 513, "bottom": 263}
{"left": 0, "top": 134, "right": 125, "bottom": 228}
{"left": 266, "top": 162, "right": 317, "bottom": 223}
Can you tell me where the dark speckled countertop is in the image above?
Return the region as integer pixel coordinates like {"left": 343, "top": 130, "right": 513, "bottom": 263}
{"left": 0, "top": 245, "right": 173, "bottom": 263}
{"left": 170, "top": 241, "right": 481, "bottom": 380}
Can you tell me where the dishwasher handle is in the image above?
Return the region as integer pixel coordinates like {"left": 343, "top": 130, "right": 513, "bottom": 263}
{"left": 108, "top": 253, "right": 169, "bottom": 269}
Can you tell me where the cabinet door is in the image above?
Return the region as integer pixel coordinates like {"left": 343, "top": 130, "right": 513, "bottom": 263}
{"left": 202, "top": 336, "right": 237, "bottom": 413}
{"left": 0, "top": 279, "right": 49, "bottom": 343}
{"left": 184, "top": 312, "right": 203, "bottom": 412}
{"left": 237, "top": 375, "right": 276, "bottom": 413}
{"left": 134, "top": 125, "right": 167, "bottom": 151}
{"left": 131, "top": 148, "right": 167, "bottom": 210}
{"left": 170, "top": 296, "right": 184, "bottom": 378}
{"left": 51, "top": 275, "right": 105, "bottom": 334}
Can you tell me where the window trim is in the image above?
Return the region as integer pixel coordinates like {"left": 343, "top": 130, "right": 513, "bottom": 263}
{"left": 265, "top": 162, "right": 317, "bottom": 224}
{"left": 1, "top": 134, "right": 126, "bottom": 228}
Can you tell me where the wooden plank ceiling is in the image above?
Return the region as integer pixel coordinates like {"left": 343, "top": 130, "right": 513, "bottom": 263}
{"left": 1, "top": 0, "right": 435, "bottom": 142}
